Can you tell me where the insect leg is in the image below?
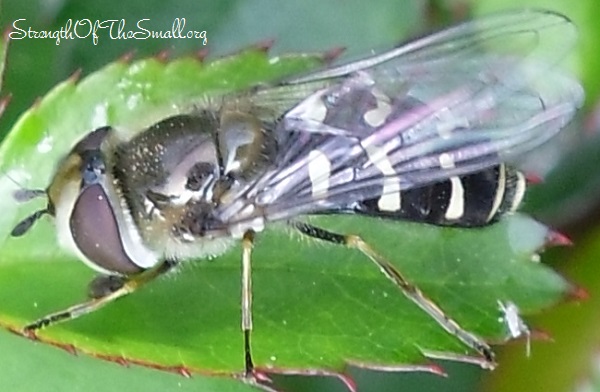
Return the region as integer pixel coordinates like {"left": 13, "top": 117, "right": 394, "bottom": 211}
{"left": 291, "top": 221, "right": 496, "bottom": 366}
{"left": 241, "top": 230, "right": 256, "bottom": 377}
{"left": 23, "top": 259, "right": 177, "bottom": 332}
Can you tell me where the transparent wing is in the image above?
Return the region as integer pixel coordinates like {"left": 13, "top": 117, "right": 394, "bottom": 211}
{"left": 287, "top": 9, "right": 576, "bottom": 85}
{"left": 216, "top": 9, "right": 584, "bottom": 226}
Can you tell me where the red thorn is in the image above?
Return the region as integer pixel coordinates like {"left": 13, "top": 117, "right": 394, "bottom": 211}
{"left": 546, "top": 230, "right": 573, "bottom": 247}
{"left": 108, "top": 356, "right": 129, "bottom": 367}
{"left": 2, "top": 26, "right": 13, "bottom": 42}
{"left": 566, "top": 284, "right": 589, "bottom": 301}
{"left": 115, "top": 357, "right": 129, "bottom": 367}
{"left": 176, "top": 366, "right": 192, "bottom": 378}
{"left": 321, "top": 46, "right": 346, "bottom": 64}
{"left": 0, "top": 94, "right": 12, "bottom": 118}
{"left": 530, "top": 328, "right": 552, "bottom": 342}
{"left": 31, "top": 96, "right": 42, "bottom": 109}
{"left": 3, "top": 27, "right": 12, "bottom": 40}
{"left": 196, "top": 48, "right": 209, "bottom": 62}
{"left": 584, "top": 100, "right": 600, "bottom": 135}
{"left": 338, "top": 374, "right": 358, "bottom": 392}
{"left": 118, "top": 50, "right": 136, "bottom": 63}
{"left": 22, "top": 328, "right": 38, "bottom": 340}
{"left": 68, "top": 69, "right": 82, "bottom": 84}
{"left": 155, "top": 50, "right": 170, "bottom": 62}
{"left": 13, "top": 328, "right": 76, "bottom": 356}
{"left": 426, "top": 363, "right": 447, "bottom": 377}
{"left": 3, "top": 26, "right": 13, "bottom": 43}
{"left": 95, "top": 353, "right": 130, "bottom": 367}
{"left": 525, "top": 171, "right": 544, "bottom": 184}
{"left": 253, "top": 38, "right": 275, "bottom": 53}
{"left": 252, "top": 369, "right": 273, "bottom": 384}
{"left": 52, "top": 342, "right": 77, "bottom": 356}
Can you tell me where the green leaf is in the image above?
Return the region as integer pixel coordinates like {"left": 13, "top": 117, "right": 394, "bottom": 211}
{"left": 0, "top": 328, "right": 255, "bottom": 392}
{"left": 0, "top": 45, "right": 573, "bottom": 390}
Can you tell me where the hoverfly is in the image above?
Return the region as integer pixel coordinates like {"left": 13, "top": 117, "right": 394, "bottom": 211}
{"left": 9, "top": 9, "right": 583, "bottom": 380}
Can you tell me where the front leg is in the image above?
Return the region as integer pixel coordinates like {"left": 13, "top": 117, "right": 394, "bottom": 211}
{"left": 24, "top": 259, "right": 178, "bottom": 332}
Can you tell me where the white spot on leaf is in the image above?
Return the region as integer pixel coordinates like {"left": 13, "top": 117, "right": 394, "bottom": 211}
{"left": 36, "top": 135, "right": 53, "bottom": 154}
{"left": 91, "top": 102, "right": 109, "bottom": 129}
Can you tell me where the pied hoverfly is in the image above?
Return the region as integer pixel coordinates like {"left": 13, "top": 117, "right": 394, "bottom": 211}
{"left": 10, "top": 9, "right": 583, "bottom": 379}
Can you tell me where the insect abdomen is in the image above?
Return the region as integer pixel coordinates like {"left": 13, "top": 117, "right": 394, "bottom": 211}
{"left": 351, "top": 164, "right": 526, "bottom": 227}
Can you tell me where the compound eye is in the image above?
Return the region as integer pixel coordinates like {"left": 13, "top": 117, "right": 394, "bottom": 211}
{"left": 69, "top": 184, "right": 142, "bottom": 275}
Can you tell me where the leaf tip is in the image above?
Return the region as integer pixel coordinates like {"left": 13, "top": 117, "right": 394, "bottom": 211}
{"left": 26, "top": 331, "right": 78, "bottom": 356}
{"left": 118, "top": 50, "right": 136, "bottom": 64}
{"left": 545, "top": 229, "right": 574, "bottom": 247}
{"left": 321, "top": 46, "right": 346, "bottom": 64}
{"left": 18, "top": 329, "right": 78, "bottom": 355}
{"left": 68, "top": 68, "right": 82, "bottom": 84}
{"left": 54, "top": 342, "right": 78, "bottom": 356}
{"left": 20, "top": 326, "right": 38, "bottom": 341}
{"left": 154, "top": 49, "right": 171, "bottom": 63}
{"left": 252, "top": 39, "right": 276, "bottom": 53}
{"left": 176, "top": 366, "right": 192, "bottom": 378}
{"left": 2, "top": 26, "right": 12, "bottom": 44}
{"left": 525, "top": 171, "right": 544, "bottom": 184}
{"left": 195, "top": 48, "right": 210, "bottom": 62}
{"left": 584, "top": 100, "right": 600, "bottom": 135}
{"left": 566, "top": 283, "right": 589, "bottom": 301}
{"left": 338, "top": 373, "right": 358, "bottom": 392}
{"left": 0, "top": 94, "right": 12, "bottom": 117}
{"left": 530, "top": 328, "right": 553, "bottom": 342}
{"left": 95, "top": 353, "right": 130, "bottom": 367}
{"left": 240, "top": 370, "right": 278, "bottom": 392}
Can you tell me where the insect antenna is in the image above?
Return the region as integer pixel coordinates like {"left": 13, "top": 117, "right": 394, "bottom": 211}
{"left": 13, "top": 188, "right": 46, "bottom": 202}
{"left": 9, "top": 181, "right": 51, "bottom": 237}
{"left": 11, "top": 208, "right": 51, "bottom": 237}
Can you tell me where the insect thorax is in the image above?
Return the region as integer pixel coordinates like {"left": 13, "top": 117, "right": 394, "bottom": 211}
{"left": 111, "top": 111, "right": 277, "bottom": 252}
